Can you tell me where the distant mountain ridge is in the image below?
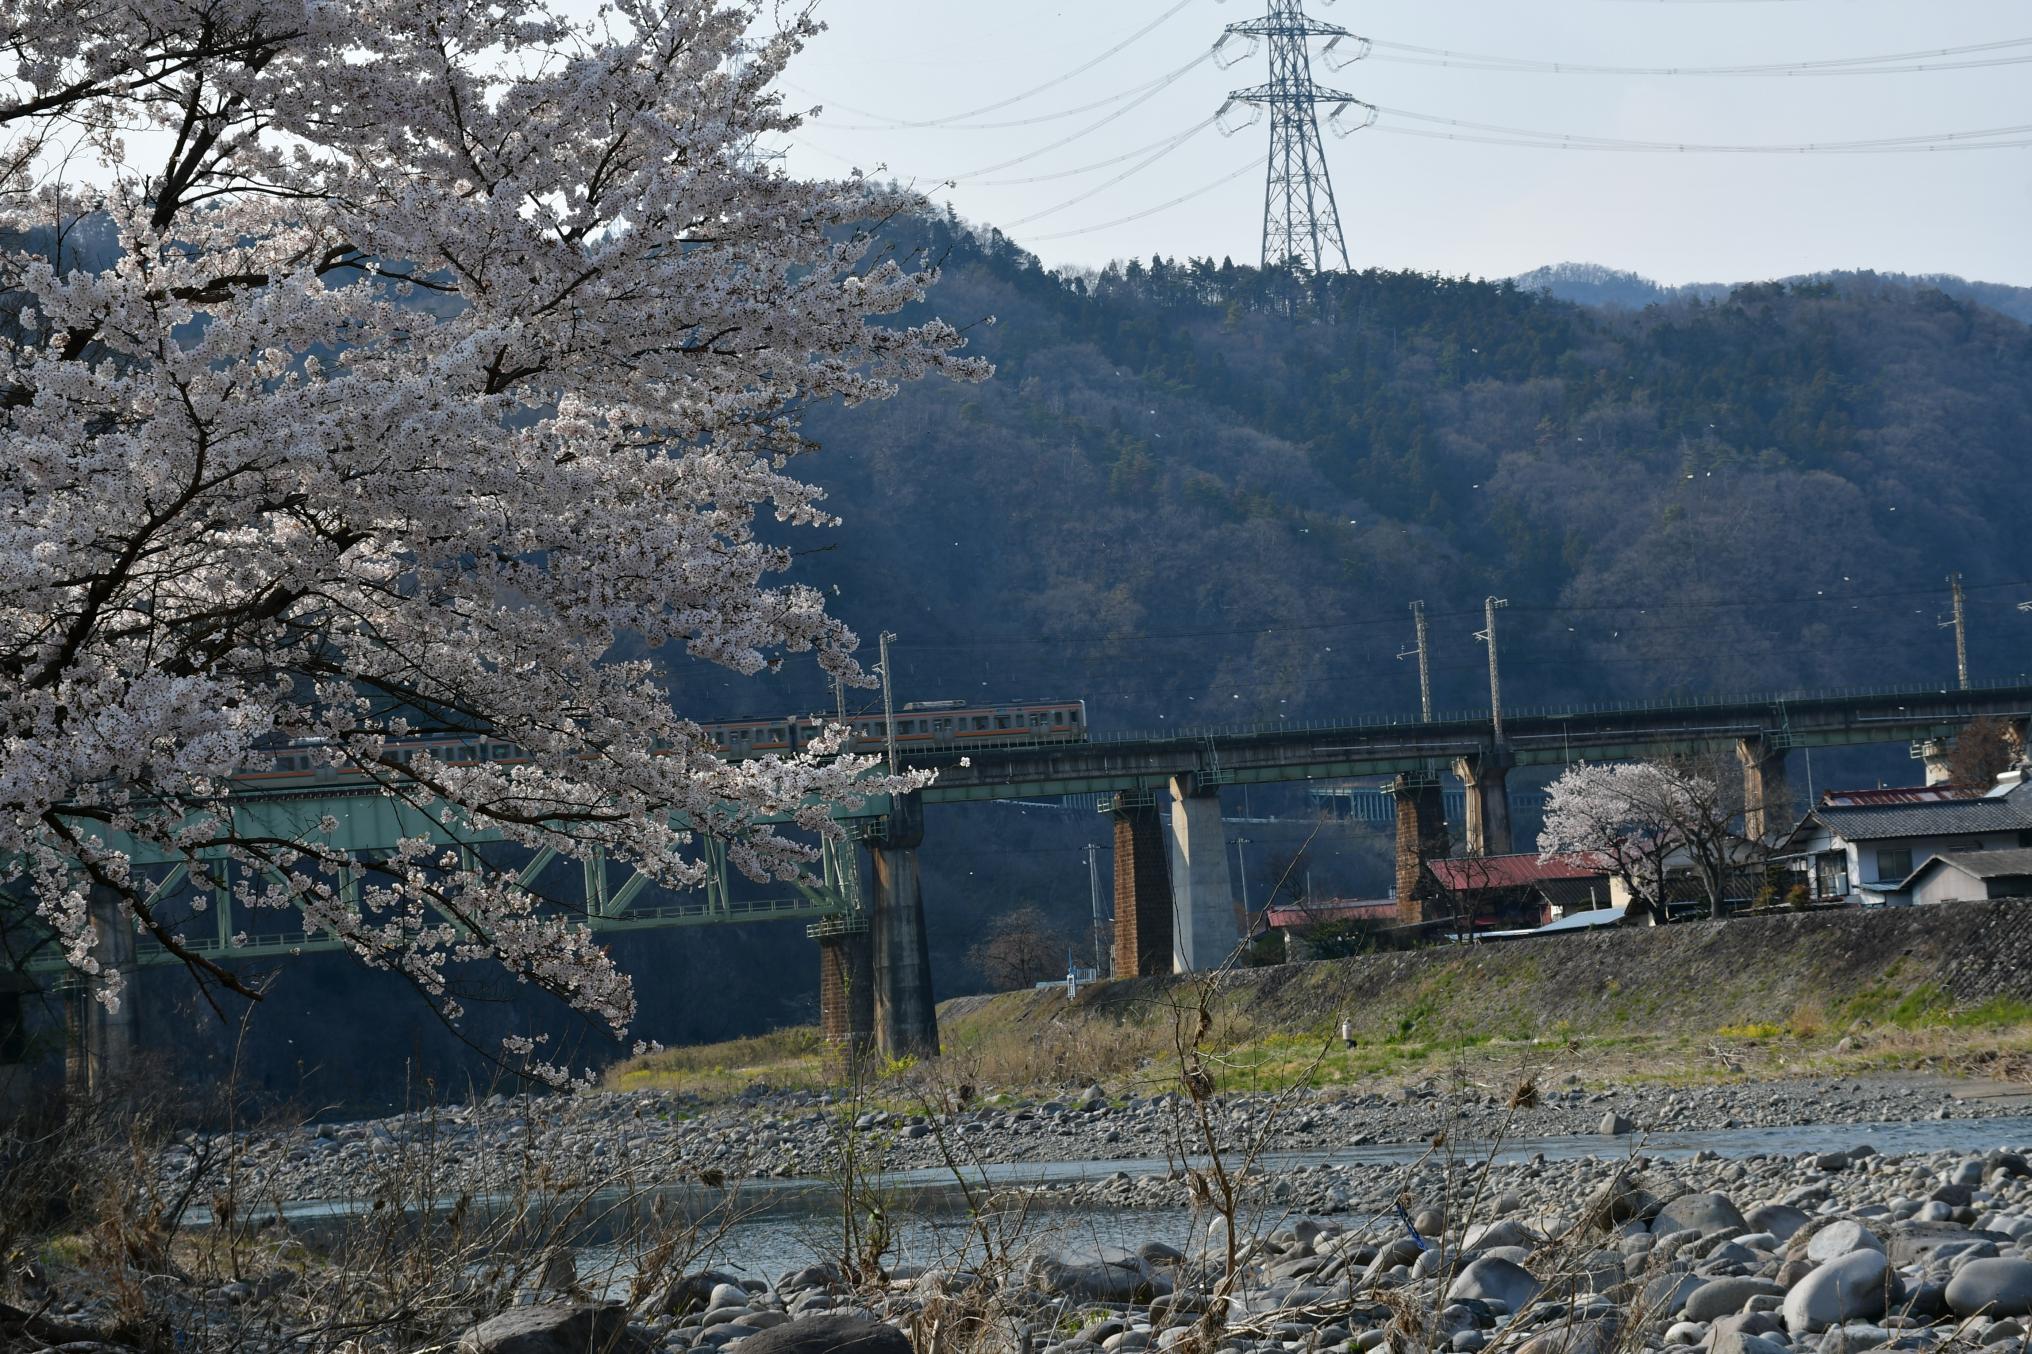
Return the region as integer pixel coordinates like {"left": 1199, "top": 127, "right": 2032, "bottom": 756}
{"left": 1513, "top": 261, "right": 2032, "bottom": 326}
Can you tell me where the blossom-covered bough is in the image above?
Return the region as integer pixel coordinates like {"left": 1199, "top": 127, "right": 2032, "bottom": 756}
{"left": 0, "top": 0, "right": 985, "bottom": 1062}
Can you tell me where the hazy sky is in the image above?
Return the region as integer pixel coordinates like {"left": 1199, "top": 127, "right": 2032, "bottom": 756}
{"left": 774, "top": 0, "right": 2031, "bottom": 286}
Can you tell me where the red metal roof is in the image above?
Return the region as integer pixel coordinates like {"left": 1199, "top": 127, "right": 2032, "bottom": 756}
{"left": 1261, "top": 898, "right": 1400, "bottom": 929}
{"left": 1428, "top": 853, "right": 1607, "bottom": 892}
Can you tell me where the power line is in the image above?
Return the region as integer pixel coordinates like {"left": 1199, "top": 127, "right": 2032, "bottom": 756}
{"left": 1363, "top": 35, "right": 2032, "bottom": 78}
{"left": 1368, "top": 107, "right": 2032, "bottom": 154}
{"left": 944, "top": 57, "right": 1209, "bottom": 180}
{"left": 796, "top": 52, "right": 1212, "bottom": 134}
{"left": 790, "top": 0, "right": 1200, "bottom": 131}
{"left": 1025, "top": 155, "right": 1270, "bottom": 242}
{"left": 996, "top": 120, "right": 1219, "bottom": 227}
{"left": 970, "top": 117, "right": 1219, "bottom": 186}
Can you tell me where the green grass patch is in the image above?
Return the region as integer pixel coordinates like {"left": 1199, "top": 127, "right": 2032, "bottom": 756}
{"left": 611, "top": 1024, "right": 828, "bottom": 1095}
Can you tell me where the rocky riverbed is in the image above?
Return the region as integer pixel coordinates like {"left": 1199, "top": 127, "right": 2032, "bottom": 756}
{"left": 448, "top": 1128, "right": 2032, "bottom": 1354}
{"left": 156, "top": 1072, "right": 2031, "bottom": 1206}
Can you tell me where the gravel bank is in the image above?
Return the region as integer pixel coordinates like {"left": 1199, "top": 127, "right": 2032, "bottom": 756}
{"left": 159, "top": 1072, "right": 2032, "bottom": 1205}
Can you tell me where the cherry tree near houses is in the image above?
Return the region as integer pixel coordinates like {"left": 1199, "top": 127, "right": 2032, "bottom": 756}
{"left": 0, "top": 0, "right": 986, "bottom": 1064}
{"left": 1537, "top": 761, "right": 1698, "bottom": 925}
{"left": 1539, "top": 758, "right": 1756, "bottom": 923}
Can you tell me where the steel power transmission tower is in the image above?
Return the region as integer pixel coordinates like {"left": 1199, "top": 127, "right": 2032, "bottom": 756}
{"left": 1218, "top": 1, "right": 1369, "bottom": 273}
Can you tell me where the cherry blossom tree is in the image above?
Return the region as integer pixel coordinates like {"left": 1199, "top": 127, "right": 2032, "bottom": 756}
{"left": 1538, "top": 761, "right": 1693, "bottom": 925}
{"left": 1540, "top": 757, "right": 1761, "bottom": 923}
{"left": 0, "top": 0, "right": 986, "bottom": 1055}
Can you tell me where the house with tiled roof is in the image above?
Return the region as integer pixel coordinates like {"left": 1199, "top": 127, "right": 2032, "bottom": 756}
{"left": 1903, "top": 849, "right": 2032, "bottom": 906}
{"left": 1777, "top": 762, "right": 2032, "bottom": 905}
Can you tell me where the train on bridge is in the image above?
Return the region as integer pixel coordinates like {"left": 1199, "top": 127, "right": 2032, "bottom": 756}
{"left": 237, "top": 698, "right": 1090, "bottom": 787}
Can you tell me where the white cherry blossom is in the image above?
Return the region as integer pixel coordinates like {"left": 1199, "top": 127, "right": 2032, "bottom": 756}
{"left": 0, "top": 0, "right": 984, "bottom": 1045}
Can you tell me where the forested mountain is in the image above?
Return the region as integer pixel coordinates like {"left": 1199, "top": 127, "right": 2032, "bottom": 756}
{"left": 719, "top": 218, "right": 2032, "bottom": 731}
{"left": 1515, "top": 260, "right": 2032, "bottom": 328}
{"left": 127, "top": 218, "right": 2032, "bottom": 1108}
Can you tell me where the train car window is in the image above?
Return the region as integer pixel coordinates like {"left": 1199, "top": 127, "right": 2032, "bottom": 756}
{"left": 770, "top": 726, "right": 786, "bottom": 740}
{"left": 972, "top": 716, "right": 989, "bottom": 731}
{"left": 994, "top": 714, "right": 1011, "bottom": 729}
{"left": 934, "top": 718, "right": 952, "bottom": 734}
{"left": 1068, "top": 708, "right": 1081, "bottom": 724}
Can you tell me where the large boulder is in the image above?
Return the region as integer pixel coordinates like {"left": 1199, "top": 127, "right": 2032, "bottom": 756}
{"left": 459, "top": 1304, "right": 653, "bottom": 1354}
{"left": 1684, "top": 1278, "right": 1787, "bottom": 1323}
{"left": 1886, "top": 1221, "right": 2011, "bottom": 1266}
{"left": 1516, "top": 1318, "right": 1620, "bottom": 1354}
{"left": 1710, "top": 1326, "right": 1788, "bottom": 1354}
{"left": 1782, "top": 1251, "right": 1896, "bottom": 1334}
{"left": 1652, "top": 1194, "right": 1747, "bottom": 1238}
{"left": 1461, "top": 1219, "right": 1540, "bottom": 1253}
{"left": 1804, "top": 1221, "right": 1883, "bottom": 1264}
{"left": 1582, "top": 1177, "right": 1660, "bottom": 1229}
{"left": 728, "top": 1316, "right": 910, "bottom": 1354}
{"left": 1744, "top": 1204, "right": 1811, "bottom": 1241}
{"left": 1446, "top": 1256, "right": 1540, "bottom": 1312}
{"left": 1945, "top": 1259, "right": 2032, "bottom": 1318}
{"left": 1639, "top": 1272, "right": 1705, "bottom": 1321}
{"left": 1026, "top": 1249, "right": 1167, "bottom": 1303}
{"left": 643, "top": 1272, "right": 748, "bottom": 1318}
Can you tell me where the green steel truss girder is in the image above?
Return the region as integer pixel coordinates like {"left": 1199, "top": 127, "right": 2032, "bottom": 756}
{"left": 18, "top": 810, "right": 867, "bottom": 973}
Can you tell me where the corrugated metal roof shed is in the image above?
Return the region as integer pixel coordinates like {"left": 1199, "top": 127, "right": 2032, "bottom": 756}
{"left": 1428, "top": 853, "right": 1606, "bottom": 891}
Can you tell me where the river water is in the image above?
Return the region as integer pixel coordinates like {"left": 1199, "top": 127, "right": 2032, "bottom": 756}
{"left": 558, "top": 1112, "right": 2032, "bottom": 1287}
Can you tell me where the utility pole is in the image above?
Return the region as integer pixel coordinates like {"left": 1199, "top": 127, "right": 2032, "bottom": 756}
{"left": 1233, "top": 836, "right": 1253, "bottom": 914}
{"left": 1475, "top": 597, "right": 1510, "bottom": 746}
{"left": 878, "top": 631, "right": 898, "bottom": 771}
{"left": 1398, "top": 600, "right": 1433, "bottom": 720}
{"left": 1942, "top": 574, "right": 1969, "bottom": 691}
{"left": 1084, "top": 843, "right": 1107, "bottom": 976}
{"left": 1216, "top": 1, "right": 1369, "bottom": 273}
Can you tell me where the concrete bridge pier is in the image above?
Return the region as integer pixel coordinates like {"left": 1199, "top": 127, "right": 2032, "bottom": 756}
{"left": 1167, "top": 776, "right": 1241, "bottom": 972}
{"left": 817, "top": 931, "right": 874, "bottom": 1056}
{"left": 1111, "top": 797, "right": 1174, "bottom": 977}
{"left": 1390, "top": 771, "right": 1451, "bottom": 924}
{"left": 1736, "top": 737, "right": 1792, "bottom": 843}
{"left": 867, "top": 792, "right": 939, "bottom": 1059}
{"left": 64, "top": 885, "right": 137, "bottom": 1099}
{"left": 1451, "top": 750, "right": 1515, "bottom": 857}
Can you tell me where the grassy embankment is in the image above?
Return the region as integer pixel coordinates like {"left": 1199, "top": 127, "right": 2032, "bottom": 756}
{"left": 610, "top": 906, "right": 2032, "bottom": 1101}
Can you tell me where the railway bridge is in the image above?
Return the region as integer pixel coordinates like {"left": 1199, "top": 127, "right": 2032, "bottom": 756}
{"left": 843, "top": 680, "right": 2032, "bottom": 1056}
{"left": 41, "top": 680, "right": 2032, "bottom": 1080}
